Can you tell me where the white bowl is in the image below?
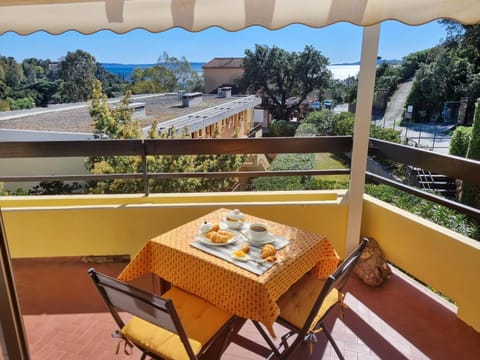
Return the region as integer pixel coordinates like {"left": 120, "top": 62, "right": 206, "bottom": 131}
{"left": 224, "top": 218, "right": 244, "bottom": 230}
{"left": 248, "top": 222, "right": 268, "bottom": 241}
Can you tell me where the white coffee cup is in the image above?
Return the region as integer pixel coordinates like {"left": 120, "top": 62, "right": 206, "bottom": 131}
{"left": 248, "top": 222, "right": 268, "bottom": 241}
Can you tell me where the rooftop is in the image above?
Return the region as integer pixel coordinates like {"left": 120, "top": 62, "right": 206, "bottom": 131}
{"left": 203, "top": 58, "right": 244, "bottom": 69}
{"left": 0, "top": 94, "right": 238, "bottom": 133}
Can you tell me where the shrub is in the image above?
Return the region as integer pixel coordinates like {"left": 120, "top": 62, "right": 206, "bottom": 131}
{"left": 365, "top": 184, "right": 478, "bottom": 238}
{"left": 269, "top": 119, "right": 296, "bottom": 137}
{"left": 303, "top": 110, "right": 335, "bottom": 135}
{"left": 8, "top": 96, "right": 35, "bottom": 110}
{"left": 0, "top": 99, "right": 10, "bottom": 111}
{"left": 449, "top": 126, "right": 472, "bottom": 157}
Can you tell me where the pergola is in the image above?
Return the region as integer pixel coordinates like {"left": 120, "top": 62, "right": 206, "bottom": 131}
{"left": 0, "top": 1, "right": 479, "bottom": 359}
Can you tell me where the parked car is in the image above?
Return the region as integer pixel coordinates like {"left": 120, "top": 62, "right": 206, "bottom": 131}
{"left": 323, "top": 99, "right": 334, "bottom": 109}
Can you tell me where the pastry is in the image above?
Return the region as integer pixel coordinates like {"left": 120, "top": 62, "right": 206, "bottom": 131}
{"left": 241, "top": 244, "right": 250, "bottom": 254}
{"left": 206, "top": 229, "right": 233, "bottom": 243}
{"left": 261, "top": 244, "right": 276, "bottom": 259}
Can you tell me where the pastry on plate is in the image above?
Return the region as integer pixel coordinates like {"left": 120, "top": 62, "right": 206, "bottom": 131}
{"left": 241, "top": 244, "right": 250, "bottom": 254}
{"left": 206, "top": 229, "right": 233, "bottom": 243}
{"left": 261, "top": 244, "right": 276, "bottom": 258}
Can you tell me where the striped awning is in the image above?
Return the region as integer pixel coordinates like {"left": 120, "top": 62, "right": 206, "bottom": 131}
{"left": 0, "top": 0, "right": 479, "bottom": 35}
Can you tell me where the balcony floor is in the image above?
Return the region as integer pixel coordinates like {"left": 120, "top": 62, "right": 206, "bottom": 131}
{"left": 12, "top": 258, "right": 480, "bottom": 360}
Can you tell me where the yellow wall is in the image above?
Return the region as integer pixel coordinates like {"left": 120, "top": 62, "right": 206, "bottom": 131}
{"left": 361, "top": 195, "right": 480, "bottom": 332}
{"left": 3, "top": 191, "right": 479, "bottom": 331}
{"left": 0, "top": 190, "right": 347, "bottom": 259}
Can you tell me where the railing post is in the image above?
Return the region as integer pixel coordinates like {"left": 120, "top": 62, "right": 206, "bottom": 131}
{"left": 142, "top": 142, "right": 149, "bottom": 195}
{"left": 345, "top": 24, "right": 381, "bottom": 255}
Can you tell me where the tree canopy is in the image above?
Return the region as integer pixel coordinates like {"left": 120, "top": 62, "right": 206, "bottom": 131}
{"left": 240, "top": 44, "right": 331, "bottom": 120}
{"left": 0, "top": 49, "right": 126, "bottom": 111}
{"left": 406, "top": 22, "right": 480, "bottom": 123}
{"left": 58, "top": 50, "right": 98, "bottom": 102}
{"left": 128, "top": 52, "right": 203, "bottom": 94}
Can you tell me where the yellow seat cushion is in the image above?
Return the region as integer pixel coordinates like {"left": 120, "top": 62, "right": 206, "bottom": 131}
{"left": 121, "top": 286, "right": 233, "bottom": 360}
{"left": 277, "top": 273, "right": 339, "bottom": 331}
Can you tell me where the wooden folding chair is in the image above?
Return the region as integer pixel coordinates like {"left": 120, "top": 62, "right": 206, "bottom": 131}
{"left": 88, "top": 268, "right": 236, "bottom": 360}
{"left": 253, "top": 238, "right": 369, "bottom": 359}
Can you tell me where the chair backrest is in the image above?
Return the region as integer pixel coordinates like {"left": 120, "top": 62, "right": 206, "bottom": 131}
{"left": 88, "top": 268, "right": 194, "bottom": 356}
{"left": 304, "top": 238, "right": 369, "bottom": 331}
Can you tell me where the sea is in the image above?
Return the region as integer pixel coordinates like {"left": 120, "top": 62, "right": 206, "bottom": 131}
{"left": 102, "top": 63, "right": 360, "bottom": 81}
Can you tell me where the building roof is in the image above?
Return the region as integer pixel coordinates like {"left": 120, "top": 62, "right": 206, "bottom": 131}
{"left": 203, "top": 58, "right": 243, "bottom": 69}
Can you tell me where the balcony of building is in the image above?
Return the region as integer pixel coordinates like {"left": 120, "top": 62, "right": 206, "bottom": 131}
{"left": 1, "top": 136, "right": 479, "bottom": 359}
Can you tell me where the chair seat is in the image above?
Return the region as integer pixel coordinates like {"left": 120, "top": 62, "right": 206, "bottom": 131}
{"left": 121, "top": 286, "right": 233, "bottom": 360}
{"left": 277, "top": 273, "right": 339, "bottom": 330}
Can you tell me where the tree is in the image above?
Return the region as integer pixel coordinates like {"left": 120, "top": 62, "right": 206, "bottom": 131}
{"left": 87, "top": 80, "right": 144, "bottom": 193}
{"left": 406, "top": 47, "right": 470, "bottom": 122}
{"left": 0, "top": 56, "right": 23, "bottom": 88}
{"left": 26, "top": 79, "right": 58, "bottom": 107}
{"left": 400, "top": 49, "right": 432, "bottom": 81}
{"left": 158, "top": 52, "right": 204, "bottom": 92}
{"left": 405, "top": 22, "right": 480, "bottom": 123}
{"left": 240, "top": 44, "right": 331, "bottom": 120}
{"left": 87, "top": 82, "right": 246, "bottom": 194}
{"left": 58, "top": 50, "right": 97, "bottom": 102}
{"left": 129, "top": 65, "right": 176, "bottom": 94}
{"left": 95, "top": 63, "right": 127, "bottom": 98}
{"left": 89, "top": 79, "right": 140, "bottom": 140}
{"left": 375, "top": 62, "right": 401, "bottom": 97}
{"left": 128, "top": 52, "right": 203, "bottom": 94}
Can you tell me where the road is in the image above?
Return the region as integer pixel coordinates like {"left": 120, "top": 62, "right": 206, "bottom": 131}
{"left": 376, "top": 81, "right": 451, "bottom": 154}
{"left": 382, "top": 81, "right": 413, "bottom": 126}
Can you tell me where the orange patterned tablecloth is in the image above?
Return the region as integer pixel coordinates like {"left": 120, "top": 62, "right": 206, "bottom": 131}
{"left": 118, "top": 208, "right": 339, "bottom": 336}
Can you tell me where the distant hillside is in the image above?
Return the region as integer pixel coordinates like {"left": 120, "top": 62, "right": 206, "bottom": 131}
{"left": 102, "top": 62, "right": 206, "bottom": 79}
{"left": 333, "top": 59, "right": 401, "bottom": 65}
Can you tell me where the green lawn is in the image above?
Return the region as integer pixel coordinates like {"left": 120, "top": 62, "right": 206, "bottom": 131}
{"left": 313, "top": 153, "right": 350, "bottom": 188}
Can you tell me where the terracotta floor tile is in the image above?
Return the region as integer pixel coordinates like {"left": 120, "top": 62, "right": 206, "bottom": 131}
{"left": 11, "top": 259, "right": 480, "bottom": 360}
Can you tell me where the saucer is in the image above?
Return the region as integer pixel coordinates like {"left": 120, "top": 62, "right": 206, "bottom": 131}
{"left": 220, "top": 219, "right": 248, "bottom": 231}
{"left": 243, "top": 231, "right": 275, "bottom": 245}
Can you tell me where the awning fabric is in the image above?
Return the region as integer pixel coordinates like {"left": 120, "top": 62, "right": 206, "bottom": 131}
{"left": 0, "top": 0, "right": 479, "bottom": 35}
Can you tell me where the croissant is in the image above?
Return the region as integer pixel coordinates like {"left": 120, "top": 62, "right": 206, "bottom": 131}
{"left": 206, "top": 229, "right": 233, "bottom": 243}
{"left": 261, "top": 244, "right": 276, "bottom": 259}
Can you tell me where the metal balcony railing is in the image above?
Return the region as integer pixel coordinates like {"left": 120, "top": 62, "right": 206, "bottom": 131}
{"left": 0, "top": 136, "right": 479, "bottom": 220}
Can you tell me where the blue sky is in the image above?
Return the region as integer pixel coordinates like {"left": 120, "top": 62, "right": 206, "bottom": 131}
{"left": 0, "top": 20, "right": 446, "bottom": 65}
